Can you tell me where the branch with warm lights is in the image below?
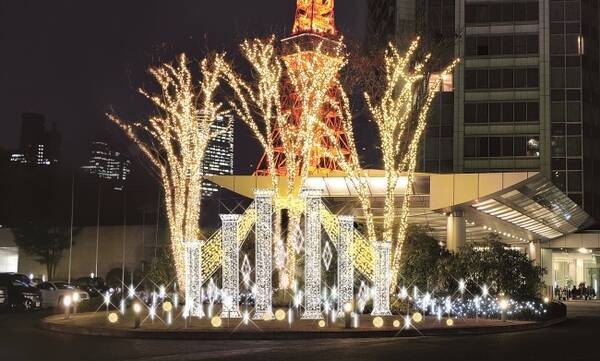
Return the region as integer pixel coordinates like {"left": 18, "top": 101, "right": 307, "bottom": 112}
{"left": 108, "top": 53, "right": 231, "bottom": 288}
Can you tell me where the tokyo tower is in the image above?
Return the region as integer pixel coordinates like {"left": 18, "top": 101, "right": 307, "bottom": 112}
{"left": 255, "top": 0, "right": 352, "bottom": 176}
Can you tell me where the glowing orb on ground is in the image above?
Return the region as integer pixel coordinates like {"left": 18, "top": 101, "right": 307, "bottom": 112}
{"left": 211, "top": 316, "right": 222, "bottom": 328}
{"left": 446, "top": 318, "right": 454, "bottom": 327}
{"left": 275, "top": 309, "right": 286, "bottom": 321}
{"left": 318, "top": 320, "right": 326, "bottom": 328}
{"left": 162, "top": 301, "right": 173, "bottom": 313}
{"left": 393, "top": 319, "right": 401, "bottom": 328}
{"left": 343, "top": 302, "right": 353, "bottom": 313}
{"left": 412, "top": 312, "right": 423, "bottom": 323}
{"left": 372, "top": 316, "right": 384, "bottom": 328}
{"left": 108, "top": 312, "right": 119, "bottom": 324}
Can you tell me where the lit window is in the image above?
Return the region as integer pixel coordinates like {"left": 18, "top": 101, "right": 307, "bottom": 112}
{"left": 578, "top": 35, "right": 585, "bottom": 55}
{"left": 429, "top": 72, "right": 454, "bottom": 92}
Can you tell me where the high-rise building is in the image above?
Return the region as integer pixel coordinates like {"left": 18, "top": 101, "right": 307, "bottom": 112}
{"left": 367, "top": 0, "right": 600, "bottom": 220}
{"left": 10, "top": 113, "right": 60, "bottom": 166}
{"left": 201, "top": 113, "right": 234, "bottom": 198}
{"left": 81, "top": 141, "right": 131, "bottom": 191}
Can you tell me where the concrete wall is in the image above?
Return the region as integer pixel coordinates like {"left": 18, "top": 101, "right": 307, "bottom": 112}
{"left": 0, "top": 225, "right": 168, "bottom": 281}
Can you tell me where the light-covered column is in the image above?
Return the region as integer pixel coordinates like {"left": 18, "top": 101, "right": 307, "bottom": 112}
{"left": 301, "top": 189, "right": 323, "bottom": 320}
{"left": 253, "top": 189, "right": 274, "bottom": 320}
{"left": 337, "top": 215, "right": 354, "bottom": 315}
{"left": 220, "top": 214, "right": 242, "bottom": 318}
{"left": 371, "top": 242, "right": 392, "bottom": 316}
{"left": 184, "top": 240, "right": 204, "bottom": 318}
{"left": 446, "top": 210, "right": 466, "bottom": 252}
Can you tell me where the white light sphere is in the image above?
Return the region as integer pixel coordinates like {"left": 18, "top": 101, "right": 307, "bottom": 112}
{"left": 211, "top": 316, "right": 222, "bottom": 327}
{"left": 372, "top": 316, "right": 384, "bottom": 328}
{"left": 412, "top": 312, "right": 423, "bottom": 323}
{"left": 108, "top": 312, "right": 119, "bottom": 323}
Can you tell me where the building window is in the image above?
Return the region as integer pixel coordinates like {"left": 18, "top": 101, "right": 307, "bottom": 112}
{"left": 465, "top": 34, "right": 538, "bottom": 57}
{"left": 568, "top": 171, "right": 583, "bottom": 192}
{"left": 567, "top": 136, "right": 581, "bottom": 156}
{"left": 465, "top": 1, "right": 538, "bottom": 25}
{"left": 464, "top": 67, "right": 538, "bottom": 90}
{"left": 464, "top": 135, "right": 540, "bottom": 158}
{"left": 464, "top": 102, "right": 539, "bottom": 124}
{"left": 429, "top": 72, "right": 454, "bottom": 92}
{"left": 552, "top": 171, "right": 566, "bottom": 191}
{"left": 552, "top": 137, "right": 566, "bottom": 157}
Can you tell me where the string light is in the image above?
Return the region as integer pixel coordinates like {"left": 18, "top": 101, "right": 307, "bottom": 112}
{"left": 220, "top": 214, "right": 242, "bottom": 318}
{"left": 371, "top": 242, "right": 392, "bottom": 316}
{"left": 108, "top": 53, "right": 231, "bottom": 287}
{"left": 337, "top": 215, "right": 354, "bottom": 315}
{"left": 221, "top": 35, "right": 347, "bottom": 286}
{"left": 301, "top": 189, "right": 324, "bottom": 320}
{"left": 184, "top": 240, "right": 204, "bottom": 318}
{"left": 253, "top": 189, "right": 275, "bottom": 320}
{"left": 316, "top": 38, "right": 459, "bottom": 295}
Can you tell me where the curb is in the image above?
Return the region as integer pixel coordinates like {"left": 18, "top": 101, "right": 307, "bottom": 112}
{"left": 38, "top": 316, "right": 567, "bottom": 340}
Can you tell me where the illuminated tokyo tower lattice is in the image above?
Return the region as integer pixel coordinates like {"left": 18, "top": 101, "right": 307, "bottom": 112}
{"left": 255, "top": 0, "right": 352, "bottom": 177}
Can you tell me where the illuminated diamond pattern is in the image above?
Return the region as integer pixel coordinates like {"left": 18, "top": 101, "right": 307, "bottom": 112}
{"left": 241, "top": 254, "right": 252, "bottom": 288}
{"left": 322, "top": 241, "right": 333, "bottom": 271}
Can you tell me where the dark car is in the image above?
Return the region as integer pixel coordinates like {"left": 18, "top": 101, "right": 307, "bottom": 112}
{"left": 73, "top": 277, "right": 109, "bottom": 297}
{"left": 0, "top": 273, "right": 42, "bottom": 311}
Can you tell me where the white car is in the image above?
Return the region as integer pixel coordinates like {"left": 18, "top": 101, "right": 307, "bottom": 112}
{"left": 38, "top": 281, "right": 89, "bottom": 309}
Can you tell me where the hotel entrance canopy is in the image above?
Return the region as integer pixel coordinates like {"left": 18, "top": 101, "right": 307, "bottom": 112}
{"left": 207, "top": 171, "right": 594, "bottom": 244}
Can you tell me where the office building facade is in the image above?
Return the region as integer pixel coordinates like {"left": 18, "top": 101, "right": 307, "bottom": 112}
{"left": 201, "top": 113, "right": 234, "bottom": 198}
{"left": 81, "top": 141, "right": 131, "bottom": 191}
{"left": 10, "top": 113, "right": 60, "bottom": 166}
{"left": 368, "top": 0, "right": 600, "bottom": 219}
{"left": 367, "top": 0, "right": 600, "bottom": 290}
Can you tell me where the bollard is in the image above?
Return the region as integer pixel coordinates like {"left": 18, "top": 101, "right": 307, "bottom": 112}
{"left": 343, "top": 302, "right": 353, "bottom": 329}
{"left": 133, "top": 302, "right": 142, "bottom": 329}
{"left": 63, "top": 295, "right": 72, "bottom": 320}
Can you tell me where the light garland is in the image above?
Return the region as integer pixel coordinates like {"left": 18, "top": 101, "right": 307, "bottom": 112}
{"left": 183, "top": 240, "right": 204, "bottom": 318}
{"left": 108, "top": 53, "right": 230, "bottom": 288}
{"left": 337, "top": 215, "right": 354, "bottom": 315}
{"left": 221, "top": 37, "right": 346, "bottom": 287}
{"left": 301, "top": 189, "right": 324, "bottom": 319}
{"left": 292, "top": 0, "right": 336, "bottom": 36}
{"left": 219, "top": 214, "right": 242, "bottom": 318}
{"left": 253, "top": 189, "right": 275, "bottom": 320}
{"left": 201, "top": 204, "right": 256, "bottom": 281}
{"left": 316, "top": 38, "right": 459, "bottom": 295}
{"left": 371, "top": 242, "right": 392, "bottom": 316}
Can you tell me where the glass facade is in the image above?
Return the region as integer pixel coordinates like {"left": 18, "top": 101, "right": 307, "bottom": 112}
{"left": 201, "top": 113, "right": 235, "bottom": 198}
{"left": 367, "top": 0, "right": 600, "bottom": 219}
{"left": 549, "top": 0, "right": 600, "bottom": 217}
{"left": 420, "top": 0, "right": 456, "bottom": 173}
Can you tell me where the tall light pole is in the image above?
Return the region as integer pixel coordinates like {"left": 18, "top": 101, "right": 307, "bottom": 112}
{"left": 95, "top": 181, "right": 101, "bottom": 277}
{"left": 67, "top": 175, "right": 75, "bottom": 284}
{"left": 121, "top": 191, "right": 127, "bottom": 291}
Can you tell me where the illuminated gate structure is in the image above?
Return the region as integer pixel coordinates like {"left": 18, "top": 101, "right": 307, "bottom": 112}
{"left": 255, "top": 0, "right": 352, "bottom": 176}
{"left": 190, "top": 187, "right": 382, "bottom": 320}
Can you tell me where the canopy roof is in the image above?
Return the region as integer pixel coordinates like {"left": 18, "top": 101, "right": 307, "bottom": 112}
{"left": 206, "top": 171, "right": 594, "bottom": 243}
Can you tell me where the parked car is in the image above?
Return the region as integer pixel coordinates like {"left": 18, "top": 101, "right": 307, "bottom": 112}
{"left": 38, "top": 281, "right": 89, "bottom": 309}
{"left": 73, "top": 277, "right": 108, "bottom": 297}
{"left": 0, "top": 273, "right": 42, "bottom": 311}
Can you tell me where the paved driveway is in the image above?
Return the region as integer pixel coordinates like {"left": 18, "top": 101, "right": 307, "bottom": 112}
{"left": 2, "top": 301, "right": 598, "bottom": 361}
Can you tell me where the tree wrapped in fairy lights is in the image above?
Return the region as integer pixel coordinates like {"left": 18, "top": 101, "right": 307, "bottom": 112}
{"left": 221, "top": 37, "right": 346, "bottom": 287}
{"left": 322, "top": 38, "right": 459, "bottom": 291}
{"left": 108, "top": 54, "right": 230, "bottom": 287}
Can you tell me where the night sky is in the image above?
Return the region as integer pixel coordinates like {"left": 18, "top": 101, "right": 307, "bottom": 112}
{"left": 0, "top": 0, "right": 367, "bottom": 174}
